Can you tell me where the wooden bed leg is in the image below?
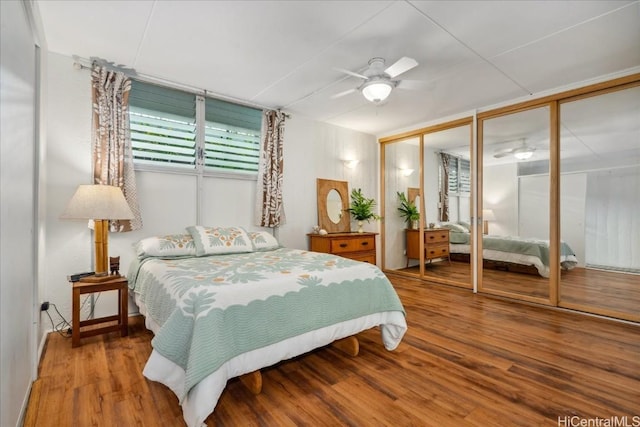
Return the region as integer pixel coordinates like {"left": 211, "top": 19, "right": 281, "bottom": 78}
{"left": 332, "top": 336, "right": 359, "bottom": 357}
{"left": 239, "top": 370, "right": 262, "bottom": 395}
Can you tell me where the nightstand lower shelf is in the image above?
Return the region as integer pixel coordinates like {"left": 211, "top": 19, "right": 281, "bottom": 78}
{"left": 71, "top": 276, "right": 128, "bottom": 347}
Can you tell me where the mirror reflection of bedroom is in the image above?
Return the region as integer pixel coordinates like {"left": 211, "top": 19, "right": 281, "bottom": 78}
{"left": 382, "top": 83, "right": 639, "bottom": 322}
{"left": 383, "top": 123, "right": 472, "bottom": 289}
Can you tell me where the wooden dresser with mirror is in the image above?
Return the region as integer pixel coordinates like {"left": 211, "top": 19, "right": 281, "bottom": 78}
{"left": 309, "top": 178, "right": 378, "bottom": 265}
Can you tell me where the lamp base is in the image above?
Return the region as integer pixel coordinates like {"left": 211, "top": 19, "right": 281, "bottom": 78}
{"left": 79, "top": 274, "right": 122, "bottom": 283}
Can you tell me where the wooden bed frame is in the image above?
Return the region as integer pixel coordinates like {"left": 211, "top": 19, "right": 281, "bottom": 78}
{"left": 450, "top": 253, "right": 541, "bottom": 276}
{"left": 238, "top": 336, "right": 360, "bottom": 394}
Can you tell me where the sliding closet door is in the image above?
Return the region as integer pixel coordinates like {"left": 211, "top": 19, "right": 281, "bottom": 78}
{"left": 558, "top": 85, "right": 640, "bottom": 322}
{"left": 480, "top": 106, "right": 551, "bottom": 303}
{"left": 383, "top": 137, "right": 421, "bottom": 276}
{"left": 422, "top": 124, "right": 472, "bottom": 288}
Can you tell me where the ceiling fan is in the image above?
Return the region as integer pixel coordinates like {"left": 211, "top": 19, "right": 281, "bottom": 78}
{"left": 493, "top": 139, "right": 543, "bottom": 160}
{"left": 332, "top": 57, "right": 422, "bottom": 103}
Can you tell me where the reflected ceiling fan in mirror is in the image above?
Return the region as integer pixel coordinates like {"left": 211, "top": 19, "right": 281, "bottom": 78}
{"left": 332, "top": 57, "right": 423, "bottom": 103}
{"left": 493, "top": 138, "right": 546, "bottom": 160}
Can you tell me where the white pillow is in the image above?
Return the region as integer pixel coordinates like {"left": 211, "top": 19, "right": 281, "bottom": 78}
{"left": 247, "top": 230, "right": 280, "bottom": 251}
{"left": 134, "top": 234, "right": 197, "bottom": 259}
{"left": 187, "top": 225, "right": 253, "bottom": 256}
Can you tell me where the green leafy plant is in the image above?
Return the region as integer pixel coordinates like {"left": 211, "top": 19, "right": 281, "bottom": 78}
{"left": 347, "top": 188, "right": 381, "bottom": 222}
{"left": 397, "top": 191, "right": 420, "bottom": 225}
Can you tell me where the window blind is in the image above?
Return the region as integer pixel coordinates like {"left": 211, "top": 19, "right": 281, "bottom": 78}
{"left": 129, "top": 81, "right": 197, "bottom": 168}
{"left": 445, "top": 155, "right": 470, "bottom": 195}
{"left": 204, "top": 98, "right": 262, "bottom": 173}
{"left": 128, "top": 80, "right": 263, "bottom": 174}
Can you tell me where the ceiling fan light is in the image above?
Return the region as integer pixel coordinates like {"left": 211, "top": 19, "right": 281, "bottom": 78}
{"left": 514, "top": 150, "right": 534, "bottom": 160}
{"left": 362, "top": 81, "right": 393, "bottom": 103}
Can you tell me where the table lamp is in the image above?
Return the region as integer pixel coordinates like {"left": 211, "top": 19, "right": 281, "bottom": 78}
{"left": 482, "top": 209, "right": 496, "bottom": 235}
{"left": 60, "top": 184, "right": 134, "bottom": 282}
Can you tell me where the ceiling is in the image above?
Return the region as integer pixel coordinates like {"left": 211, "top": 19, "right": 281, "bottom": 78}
{"left": 36, "top": 0, "right": 640, "bottom": 137}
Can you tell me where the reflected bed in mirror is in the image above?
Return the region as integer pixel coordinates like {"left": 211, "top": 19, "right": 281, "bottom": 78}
{"left": 316, "top": 178, "right": 350, "bottom": 233}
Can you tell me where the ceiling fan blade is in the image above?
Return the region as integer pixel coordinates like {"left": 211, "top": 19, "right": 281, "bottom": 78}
{"left": 396, "top": 79, "right": 427, "bottom": 90}
{"left": 334, "top": 67, "right": 368, "bottom": 80}
{"left": 493, "top": 147, "right": 514, "bottom": 158}
{"left": 385, "top": 56, "right": 418, "bottom": 78}
{"left": 330, "top": 88, "right": 358, "bottom": 99}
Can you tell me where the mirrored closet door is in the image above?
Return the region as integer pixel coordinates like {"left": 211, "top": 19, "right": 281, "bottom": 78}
{"left": 383, "top": 137, "right": 421, "bottom": 277}
{"left": 558, "top": 84, "right": 640, "bottom": 322}
{"left": 480, "top": 106, "right": 551, "bottom": 303}
{"left": 382, "top": 121, "right": 472, "bottom": 289}
{"left": 422, "top": 124, "right": 472, "bottom": 288}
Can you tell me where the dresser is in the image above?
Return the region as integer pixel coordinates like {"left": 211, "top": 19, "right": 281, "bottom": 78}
{"left": 308, "top": 232, "right": 377, "bottom": 265}
{"left": 405, "top": 228, "right": 450, "bottom": 267}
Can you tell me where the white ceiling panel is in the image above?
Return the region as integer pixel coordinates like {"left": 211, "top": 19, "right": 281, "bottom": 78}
{"left": 35, "top": 0, "right": 640, "bottom": 137}
{"left": 493, "top": 4, "right": 640, "bottom": 94}
{"left": 412, "top": 0, "right": 634, "bottom": 58}
{"left": 133, "top": 1, "right": 393, "bottom": 102}
{"left": 37, "top": 0, "right": 154, "bottom": 66}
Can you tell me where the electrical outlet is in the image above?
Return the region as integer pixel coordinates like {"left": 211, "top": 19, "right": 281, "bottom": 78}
{"left": 40, "top": 301, "right": 50, "bottom": 311}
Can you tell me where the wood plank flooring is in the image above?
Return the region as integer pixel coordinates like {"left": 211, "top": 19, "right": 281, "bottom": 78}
{"left": 399, "top": 261, "right": 639, "bottom": 320}
{"left": 25, "top": 275, "right": 640, "bottom": 426}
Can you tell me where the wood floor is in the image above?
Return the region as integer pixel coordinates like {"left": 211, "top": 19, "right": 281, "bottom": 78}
{"left": 399, "top": 261, "right": 639, "bottom": 320}
{"left": 25, "top": 275, "right": 640, "bottom": 426}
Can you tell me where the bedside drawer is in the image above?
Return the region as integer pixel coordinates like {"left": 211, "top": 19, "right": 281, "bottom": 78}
{"left": 330, "top": 236, "right": 374, "bottom": 254}
{"left": 426, "top": 243, "right": 449, "bottom": 259}
{"left": 425, "top": 230, "right": 449, "bottom": 243}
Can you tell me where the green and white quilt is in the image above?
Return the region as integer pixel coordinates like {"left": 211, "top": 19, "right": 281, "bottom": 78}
{"left": 128, "top": 247, "right": 406, "bottom": 404}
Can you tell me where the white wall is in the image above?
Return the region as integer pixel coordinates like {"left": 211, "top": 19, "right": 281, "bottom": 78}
{"left": 483, "top": 163, "right": 519, "bottom": 236}
{"left": 42, "top": 52, "right": 378, "bottom": 324}
{"left": 1, "top": 2, "right": 37, "bottom": 426}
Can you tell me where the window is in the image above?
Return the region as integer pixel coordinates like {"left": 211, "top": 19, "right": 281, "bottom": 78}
{"left": 129, "top": 80, "right": 262, "bottom": 174}
{"left": 440, "top": 154, "right": 470, "bottom": 195}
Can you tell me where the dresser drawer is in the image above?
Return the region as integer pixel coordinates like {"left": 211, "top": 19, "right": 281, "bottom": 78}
{"left": 425, "top": 230, "right": 449, "bottom": 244}
{"left": 347, "top": 253, "right": 376, "bottom": 264}
{"left": 330, "top": 236, "right": 374, "bottom": 254}
{"left": 426, "top": 243, "right": 449, "bottom": 260}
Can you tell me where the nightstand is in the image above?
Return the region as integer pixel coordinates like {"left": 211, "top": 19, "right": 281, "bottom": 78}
{"left": 71, "top": 276, "right": 128, "bottom": 347}
{"left": 405, "top": 228, "right": 451, "bottom": 267}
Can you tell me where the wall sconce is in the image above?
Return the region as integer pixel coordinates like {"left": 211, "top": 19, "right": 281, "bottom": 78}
{"left": 482, "top": 209, "right": 496, "bottom": 234}
{"left": 400, "top": 168, "right": 414, "bottom": 177}
{"left": 343, "top": 159, "right": 359, "bottom": 169}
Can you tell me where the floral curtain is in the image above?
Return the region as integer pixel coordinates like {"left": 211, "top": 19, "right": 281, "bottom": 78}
{"left": 91, "top": 64, "right": 142, "bottom": 231}
{"left": 439, "top": 152, "right": 450, "bottom": 222}
{"left": 255, "top": 110, "right": 286, "bottom": 228}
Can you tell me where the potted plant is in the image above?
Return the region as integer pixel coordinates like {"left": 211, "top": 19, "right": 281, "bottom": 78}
{"left": 397, "top": 191, "right": 420, "bottom": 229}
{"left": 347, "top": 188, "right": 380, "bottom": 232}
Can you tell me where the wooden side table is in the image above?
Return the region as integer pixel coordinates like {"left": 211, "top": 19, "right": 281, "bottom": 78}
{"left": 71, "top": 276, "right": 128, "bottom": 347}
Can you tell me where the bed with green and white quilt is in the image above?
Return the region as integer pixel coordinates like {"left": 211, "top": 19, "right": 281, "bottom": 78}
{"left": 441, "top": 223, "right": 578, "bottom": 278}
{"left": 128, "top": 226, "right": 407, "bottom": 427}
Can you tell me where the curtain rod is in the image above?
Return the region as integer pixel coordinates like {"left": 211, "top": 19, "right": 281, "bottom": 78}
{"left": 72, "top": 56, "right": 291, "bottom": 117}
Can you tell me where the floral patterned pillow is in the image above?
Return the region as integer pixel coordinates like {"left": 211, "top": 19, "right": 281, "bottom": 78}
{"left": 134, "top": 234, "right": 197, "bottom": 259}
{"left": 187, "top": 226, "right": 253, "bottom": 256}
{"left": 247, "top": 230, "right": 280, "bottom": 251}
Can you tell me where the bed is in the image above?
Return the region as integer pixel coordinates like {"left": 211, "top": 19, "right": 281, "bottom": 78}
{"left": 443, "top": 223, "right": 578, "bottom": 278}
{"left": 127, "top": 226, "right": 407, "bottom": 427}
